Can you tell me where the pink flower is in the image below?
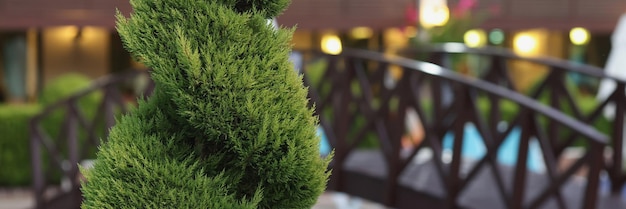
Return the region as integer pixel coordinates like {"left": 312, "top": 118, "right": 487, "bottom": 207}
{"left": 453, "top": 0, "right": 477, "bottom": 17}
{"left": 458, "top": 0, "right": 477, "bottom": 10}
{"left": 405, "top": 3, "right": 418, "bottom": 25}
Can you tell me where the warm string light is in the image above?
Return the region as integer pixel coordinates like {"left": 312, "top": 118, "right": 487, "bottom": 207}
{"left": 321, "top": 34, "right": 342, "bottom": 55}
{"left": 464, "top": 29, "right": 487, "bottom": 47}
{"left": 513, "top": 33, "right": 538, "bottom": 55}
{"left": 349, "top": 27, "right": 373, "bottom": 39}
{"left": 569, "top": 27, "right": 590, "bottom": 45}
{"left": 419, "top": 0, "right": 450, "bottom": 28}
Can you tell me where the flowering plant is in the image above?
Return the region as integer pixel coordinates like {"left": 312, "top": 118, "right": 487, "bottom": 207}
{"left": 403, "top": 0, "right": 500, "bottom": 76}
{"left": 406, "top": 0, "right": 500, "bottom": 43}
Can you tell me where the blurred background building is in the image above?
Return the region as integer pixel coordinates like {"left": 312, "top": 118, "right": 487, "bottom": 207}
{"left": 0, "top": 0, "right": 133, "bottom": 103}
{"left": 0, "top": 0, "right": 625, "bottom": 102}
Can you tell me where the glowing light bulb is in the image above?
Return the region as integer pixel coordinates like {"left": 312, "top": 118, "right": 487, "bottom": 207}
{"left": 350, "top": 27, "right": 373, "bottom": 39}
{"left": 321, "top": 34, "right": 342, "bottom": 55}
{"left": 420, "top": 0, "right": 450, "bottom": 28}
{"left": 464, "top": 29, "right": 486, "bottom": 48}
{"left": 489, "top": 29, "right": 505, "bottom": 45}
{"left": 514, "top": 34, "right": 538, "bottom": 55}
{"left": 569, "top": 27, "right": 590, "bottom": 45}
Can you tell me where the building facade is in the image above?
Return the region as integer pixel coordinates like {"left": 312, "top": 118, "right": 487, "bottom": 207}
{"left": 0, "top": 0, "right": 624, "bottom": 102}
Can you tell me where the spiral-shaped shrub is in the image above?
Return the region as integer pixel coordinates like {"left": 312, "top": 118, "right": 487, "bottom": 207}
{"left": 80, "top": 0, "right": 330, "bottom": 208}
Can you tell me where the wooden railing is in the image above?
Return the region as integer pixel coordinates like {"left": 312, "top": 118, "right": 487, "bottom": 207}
{"left": 29, "top": 70, "right": 153, "bottom": 209}
{"left": 301, "top": 49, "right": 608, "bottom": 208}
{"left": 29, "top": 47, "right": 615, "bottom": 208}
{"left": 403, "top": 43, "right": 626, "bottom": 193}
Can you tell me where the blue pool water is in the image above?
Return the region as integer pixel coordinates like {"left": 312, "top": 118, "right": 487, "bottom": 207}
{"left": 317, "top": 124, "right": 545, "bottom": 173}
{"left": 318, "top": 127, "right": 332, "bottom": 156}
{"left": 317, "top": 126, "right": 626, "bottom": 198}
{"left": 442, "top": 123, "right": 545, "bottom": 173}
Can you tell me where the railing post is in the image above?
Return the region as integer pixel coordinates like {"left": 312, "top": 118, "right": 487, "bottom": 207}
{"left": 446, "top": 85, "right": 468, "bottom": 209}
{"left": 384, "top": 84, "right": 410, "bottom": 206}
{"left": 66, "top": 102, "right": 80, "bottom": 190}
{"left": 584, "top": 141, "right": 603, "bottom": 209}
{"left": 611, "top": 83, "right": 626, "bottom": 193}
{"left": 510, "top": 111, "right": 531, "bottom": 209}
{"left": 547, "top": 70, "right": 564, "bottom": 157}
{"left": 103, "top": 85, "right": 116, "bottom": 138}
{"left": 383, "top": 111, "right": 401, "bottom": 206}
{"left": 328, "top": 56, "right": 352, "bottom": 192}
{"left": 30, "top": 119, "right": 44, "bottom": 209}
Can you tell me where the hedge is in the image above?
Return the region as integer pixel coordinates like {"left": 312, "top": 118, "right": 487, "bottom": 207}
{"left": 0, "top": 104, "right": 41, "bottom": 186}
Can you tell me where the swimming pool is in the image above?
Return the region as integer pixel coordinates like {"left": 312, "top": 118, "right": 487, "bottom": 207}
{"left": 317, "top": 122, "right": 545, "bottom": 173}
{"left": 441, "top": 123, "right": 545, "bottom": 173}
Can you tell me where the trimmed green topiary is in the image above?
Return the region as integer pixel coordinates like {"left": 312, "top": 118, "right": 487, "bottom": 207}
{"left": 81, "top": 0, "right": 330, "bottom": 208}
{"left": 0, "top": 104, "right": 41, "bottom": 186}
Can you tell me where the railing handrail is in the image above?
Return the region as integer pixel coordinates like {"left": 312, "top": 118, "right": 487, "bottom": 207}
{"left": 403, "top": 42, "right": 626, "bottom": 84}
{"left": 322, "top": 48, "right": 608, "bottom": 145}
{"left": 31, "top": 69, "right": 150, "bottom": 123}
{"left": 398, "top": 43, "right": 626, "bottom": 194}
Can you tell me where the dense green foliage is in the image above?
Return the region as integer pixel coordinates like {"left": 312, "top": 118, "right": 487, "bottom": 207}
{"left": 0, "top": 104, "right": 41, "bottom": 186}
{"left": 81, "top": 0, "right": 330, "bottom": 208}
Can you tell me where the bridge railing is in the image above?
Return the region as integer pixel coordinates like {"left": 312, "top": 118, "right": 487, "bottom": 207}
{"left": 401, "top": 43, "right": 626, "bottom": 193}
{"left": 29, "top": 70, "right": 153, "bottom": 209}
{"left": 28, "top": 48, "right": 612, "bottom": 208}
{"left": 301, "top": 49, "right": 607, "bottom": 208}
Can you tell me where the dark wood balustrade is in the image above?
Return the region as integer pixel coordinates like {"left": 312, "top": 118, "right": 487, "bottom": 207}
{"left": 402, "top": 43, "right": 626, "bottom": 194}
{"left": 29, "top": 46, "right": 622, "bottom": 208}
{"left": 29, "top": 70, "right": 153, "bottom": 209}
{"left": 300, "top": 49, "right": 610, "bottom": 209}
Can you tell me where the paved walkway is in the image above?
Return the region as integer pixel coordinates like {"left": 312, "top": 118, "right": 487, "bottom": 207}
{"left": 0, "top": 190, "right": 381, "bottom": 209}
{"left": 314, "top": 192, "right": 384, "bottom": 209}
{"left": 0, "top": 188, "right": 32, "bottom": 209}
